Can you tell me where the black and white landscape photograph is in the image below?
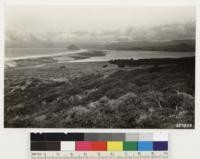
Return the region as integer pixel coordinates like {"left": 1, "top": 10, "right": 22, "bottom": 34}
{"left": 4, "top": 5, "right": 195, "bottom": 128}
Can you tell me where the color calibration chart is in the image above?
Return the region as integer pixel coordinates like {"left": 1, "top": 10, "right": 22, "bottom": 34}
{"left": 31, "top": 132, "right": 169, "bottom": 159}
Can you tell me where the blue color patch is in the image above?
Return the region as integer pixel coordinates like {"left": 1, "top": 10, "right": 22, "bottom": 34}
{"left": 153, "top": 142, "right": 168, "bottom": 151}
{"left": 138, "top": 141, "right": 153, "bottom": 151}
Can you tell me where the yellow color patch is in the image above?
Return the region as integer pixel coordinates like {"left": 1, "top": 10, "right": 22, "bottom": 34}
{"left": 107, "top": 141, "right": 123, "bottom": 151}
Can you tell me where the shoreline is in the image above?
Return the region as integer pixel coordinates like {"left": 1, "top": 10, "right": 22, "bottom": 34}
{"left": 5, "top": 48, "right": 88, "bottom": 61}
{"left": 4, "top": 48, "right": 195, "bottom": 69}
{"left": 5, "top": 49, "right": 107, "bottom": 68}
{"left": 5, "top": 48, "right": 195, "bottom": 62}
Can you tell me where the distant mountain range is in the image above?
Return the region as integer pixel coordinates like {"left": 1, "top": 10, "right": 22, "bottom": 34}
{"left": 5, "top": 22, "right": 195, "bottom": 52}
{"left": 103, "top": 40, "right": 195, "bottom": 52}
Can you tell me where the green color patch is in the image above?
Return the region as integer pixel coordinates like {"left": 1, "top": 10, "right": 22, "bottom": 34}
{"left": 123, "top": 141, "right": 138, "bottom": 151}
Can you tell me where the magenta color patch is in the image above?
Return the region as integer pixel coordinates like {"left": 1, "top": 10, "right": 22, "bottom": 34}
{"left": 75, "top": 141, "right": 92, "bottom": 151}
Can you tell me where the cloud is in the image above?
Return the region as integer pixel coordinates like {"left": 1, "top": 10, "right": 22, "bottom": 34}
{"left": 5, "top": 21, "right": 195, "bottom": 47}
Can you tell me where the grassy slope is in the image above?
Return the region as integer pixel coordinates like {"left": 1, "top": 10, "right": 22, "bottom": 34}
{"left": 4, "top": 57, "right": 195, "bottom": 128}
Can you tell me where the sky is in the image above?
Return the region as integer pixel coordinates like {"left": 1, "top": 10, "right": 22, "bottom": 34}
{"left": 5, "top": 5, "right": 195, "bottom": 33}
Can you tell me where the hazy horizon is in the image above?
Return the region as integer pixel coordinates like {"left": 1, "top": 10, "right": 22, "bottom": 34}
{"left": 5, "top": 5, "right": 196, "bottom": 47}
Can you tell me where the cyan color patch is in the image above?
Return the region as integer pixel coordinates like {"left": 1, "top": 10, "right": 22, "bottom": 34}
{"left": 138, "top": 141, "right": 153, "bottom": 151}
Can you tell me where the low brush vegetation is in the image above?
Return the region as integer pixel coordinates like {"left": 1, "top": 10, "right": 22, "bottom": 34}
{"left": 4, "top": 57, "right": 194, "bottom": 128}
